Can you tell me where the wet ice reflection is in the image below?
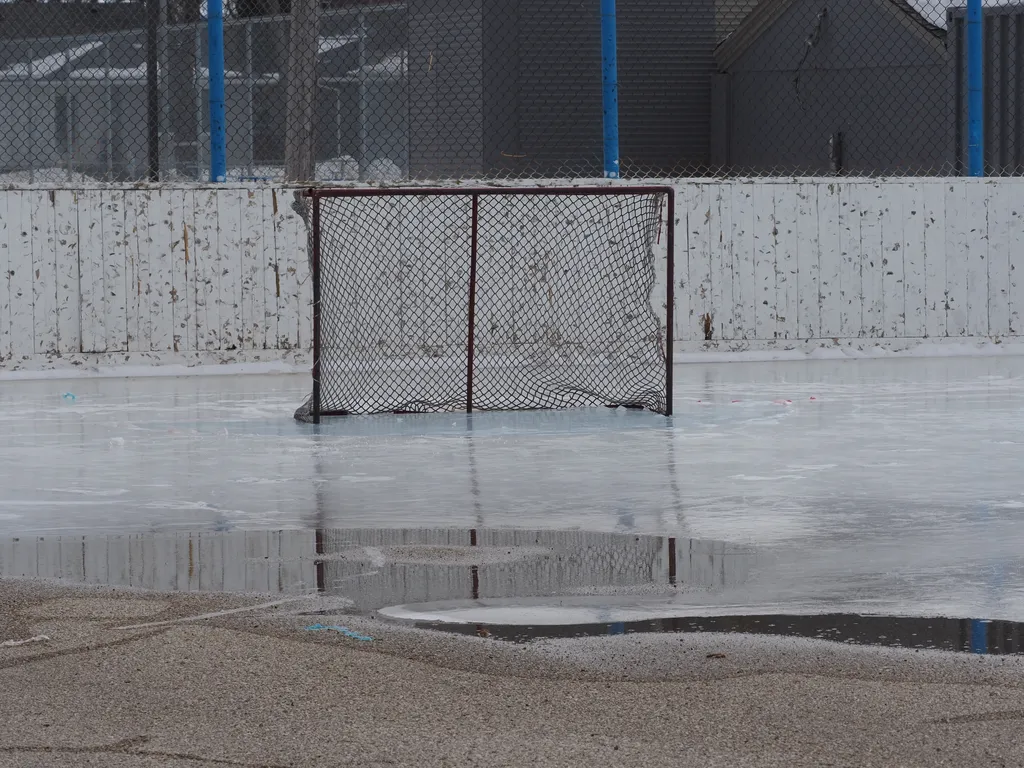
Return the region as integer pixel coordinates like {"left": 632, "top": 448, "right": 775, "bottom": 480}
{"left": 0, "top": 355, "right": 1023, "bottom": 620}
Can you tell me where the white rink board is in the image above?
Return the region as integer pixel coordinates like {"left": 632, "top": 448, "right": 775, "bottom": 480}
{"left": 1, "top": 179, "right": 1024, "bottom": 372}
{"left": 0, "top": 186, "right": 310, "bottom": 371}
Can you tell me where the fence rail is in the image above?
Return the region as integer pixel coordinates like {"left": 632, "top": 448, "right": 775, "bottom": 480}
{"left": 0, "top": 1, "right": 1018, "bottom": 183}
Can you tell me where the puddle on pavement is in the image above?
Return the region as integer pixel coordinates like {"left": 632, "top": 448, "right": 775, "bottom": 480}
{"left": 0, "top": 527, "right": 740, "bottom": 605}
{"left": 1, "top": 527, "right": 1019, "bottom": 656}
{"left": 406, "top": 607, "right": 1024, "bottom": 656}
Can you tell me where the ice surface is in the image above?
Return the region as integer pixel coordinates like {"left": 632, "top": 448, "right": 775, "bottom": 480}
{"left": 2, "top": 356, "right": 1024, "bottom": 621}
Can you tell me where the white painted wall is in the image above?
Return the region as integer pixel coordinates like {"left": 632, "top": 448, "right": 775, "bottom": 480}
{"left": 0, "top": 186, "right": 311, "bottom": 371}
{"left": 672, "top": 178, "right": 1023, "bottom": 353}
{"left": 1, "top": 178, "right": 1021, "bottom": 372}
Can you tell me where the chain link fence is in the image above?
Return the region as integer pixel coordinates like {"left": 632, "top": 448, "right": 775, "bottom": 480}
{"left": 0, "top": 0, "right": 1018, "bottom": 183}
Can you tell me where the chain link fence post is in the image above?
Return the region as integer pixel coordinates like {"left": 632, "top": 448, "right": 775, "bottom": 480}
{"left": 967, "top": 0, "right": 984, "bottom": 178}
{"left": 207, "top": 0, "right": 227, "bottom": 181}
{"left": 600, "top": 0, "right": 619, "bottom": 180}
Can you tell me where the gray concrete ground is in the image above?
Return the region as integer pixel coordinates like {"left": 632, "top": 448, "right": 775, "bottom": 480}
{"left": 2, "top": 579, "right": 1024, "bottom": 767}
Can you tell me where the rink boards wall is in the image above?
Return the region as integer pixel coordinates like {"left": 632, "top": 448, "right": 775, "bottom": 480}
{"left": 0, "top": 178, "right": 1022, "bottom": 372}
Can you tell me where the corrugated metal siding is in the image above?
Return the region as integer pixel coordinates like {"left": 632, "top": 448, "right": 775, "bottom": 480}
{"left": 951, "top": 5, "right": 1024, "bottom": 175}
{"left": 619, "top": 0, "right": 717, "bottom": 173}
{"left": 515, "top": 0, "right": 603, "bottom": 175}
{"left": 408, "top": 0, "right": 485, "bottom": 178}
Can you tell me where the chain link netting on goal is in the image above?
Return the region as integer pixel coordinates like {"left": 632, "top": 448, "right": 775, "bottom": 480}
{"left": 295, "top": 188, "right": 673, "bottom": 420}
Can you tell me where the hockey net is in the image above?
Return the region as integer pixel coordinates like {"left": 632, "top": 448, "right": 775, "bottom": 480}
{"left": 296, "top": 187, "right": 674, "bottom": 421}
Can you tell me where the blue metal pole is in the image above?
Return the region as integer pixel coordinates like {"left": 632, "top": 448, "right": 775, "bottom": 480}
{"left": 207, "top": 0, "right": 227, "bottom": 182}
{"left": 601, "top": 0, "right": 620, "bottom": 179}
{"left": 969, "top": 619, "right": 989, "bottom": 654}
{"left": 967, "top": 0, "right": 984, "bottom": 177}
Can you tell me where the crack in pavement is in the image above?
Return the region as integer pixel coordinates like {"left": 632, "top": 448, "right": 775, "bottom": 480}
{"left": 0, "top": 735, "right": 297, "bottom": 767}
{"left": 0, "top": 735, "right": 151, "bottom": 754}
{"left": 0, "top": 628, "right": 171, "bottom": 671}
{"left": 934, "top": 709, "right": 1024, "bottom": 724}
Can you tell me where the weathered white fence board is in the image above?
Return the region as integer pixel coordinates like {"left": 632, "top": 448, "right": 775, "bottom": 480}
{"left": 8, "top": 193, "right": 34, "bottom": 358}
{"left": 795, "top": 183, "right": 819, "bottom": 340}
{"left": 901, "top": 183, "right": 927, "bottom": 339}
{"left": 218, "top": 189, "right": 243, "bottom": 352}
{"left": 713, "top": 185, "right": 735, "bottom": 342}
{"left": 965, "top": 183, "right": 990, "bottom": 338}
{"left": 988, "top": 189, "right": 1013, "bottom": 338}
{"left": 860, "top": 184, "right": 884, "bottom": 338}
{"left": 192, "top": 188, "right": 218, "bottom": 352}
{"left": 689, "top": 184, "right": 713, "bottom": 340}
{"left": 103, "top": 190, "right": 128, "bottom": 353}
{"left": 944, "top": 183, "right": 970, "bottom": 336}
{"left": 240, "top": 189, "right": 265, "bottom": 351}
{"left": 0, "top": 191, "right": 11, "bottom": 362}
{"left": 124, "top": 190, "right": 144, "bottom": 353}
{"left": 54, "top": 191, "right": 80, "bottom": 354}
{"left": 170, "top": 189, "right": 194, "bottom": 353}
{"left": 775, "top": 187, "right": 799, "bottom": 340}
{"left": 880, "top": 186, "right": 905, "bottom": 338}
{"left": 31, "top": 191, "right": 58, "bottom": 355}
{"left": 922, "top": 183, "right": 947, "bottom": 339}
{"left": 0, "top": 185, "right": 311, "bottom": 369}
{"left": 260, "top": 189, "right": 281, "bottom": 352}
{"left": 1011, "top": 207, "right": 1024, "bottom": 337}
{"left": 752, "top": 184, "right": 776, "bottom": 340}
{"left": 145, "top": 190, "right": 173, "bottom": 353}
{"left": 78, "top": 191, "right": 103, "bottom": 353}
{"left": 816, "top": 184, "right": 841, "bottom": 339}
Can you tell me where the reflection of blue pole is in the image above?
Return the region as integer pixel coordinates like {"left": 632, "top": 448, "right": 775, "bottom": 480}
{"left": 207, "top": 0, "right": 227, "bottom": 182}
{"left": 967, "top": 0, "right": 984, "bottom": 177}
{"left": 601, "top": 0, "right": 620, "bottom": 179}
{"left": 970, "top": 619, "right": 989, "bottom": 654}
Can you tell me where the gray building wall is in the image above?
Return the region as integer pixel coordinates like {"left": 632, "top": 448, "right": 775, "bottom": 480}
{"left": 618, "top": 0, "right": 719, "bottom": 174}
{"left": 408, "top": 0, "right": 732, "bottom": 178}
{"left": 712, "top": 0, "right": 952, "bottom": 175}
{"left": 408, "top": 0, "right": 485, "bottom": 179}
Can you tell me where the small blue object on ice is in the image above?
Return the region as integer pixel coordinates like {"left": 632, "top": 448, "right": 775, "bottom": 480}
{"left": 305, "top": 623, "right": 373, "bottom": 641}
{"left": 61, "top": 392, "right": 76, "bottom": 401}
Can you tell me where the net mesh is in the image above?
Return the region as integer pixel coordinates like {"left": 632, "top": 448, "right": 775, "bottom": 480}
{"left": 301, "top": 189, "right": 671, "bottom": 419}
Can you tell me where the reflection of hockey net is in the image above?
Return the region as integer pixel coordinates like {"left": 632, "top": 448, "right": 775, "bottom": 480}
{"left": 317, "top": 529, "right": 671, "bottom": 611}
{"left": 297, "top": 187, "right": 674, "bottom": 421}
{"left": 315, "top": 529, "right": 754, "bottom": 611}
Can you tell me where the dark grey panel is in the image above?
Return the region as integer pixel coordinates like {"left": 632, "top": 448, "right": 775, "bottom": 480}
{"left": 720, "top": 0, "right": 950, "bottom": 175}
{"left": 951, "top": 6, "right": 1024, "bottom": 175}
{"left": 408, "top": 0, "right": 484, "bottom": 178}
{"left": 619, "top": 0, "right": 717, "bottom": 173}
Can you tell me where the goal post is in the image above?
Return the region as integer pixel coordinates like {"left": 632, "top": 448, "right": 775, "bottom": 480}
{"left": 296, "top": 186, "right": 675, "bottom": 422}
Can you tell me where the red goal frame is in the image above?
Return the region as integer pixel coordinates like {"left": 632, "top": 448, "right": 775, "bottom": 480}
{"left": 304, "top": 186, "right": 675, "bottom": 422}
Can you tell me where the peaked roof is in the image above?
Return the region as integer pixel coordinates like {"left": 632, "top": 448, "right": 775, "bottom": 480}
{"left": 716, "top": 0, "right": 945, "bottom": 70}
